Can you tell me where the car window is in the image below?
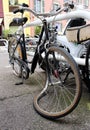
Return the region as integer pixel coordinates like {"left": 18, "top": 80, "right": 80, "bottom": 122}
{"left": 0, "top": 42, "right": 5, "bottom": 46}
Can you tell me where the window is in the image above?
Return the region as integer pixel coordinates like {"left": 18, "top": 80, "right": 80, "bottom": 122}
{"left": 53, "top": 3, "right": 59, "bottom": 11}
{"left": 63, "top": 0, "right": 69, "bottom": 2}
{"left": 84, "top": 0, "right": 89, "bottom": 7}
{"left": 0, "top": 41, "right": 6, "bottom": 46}
{"left": 34, "top": 0, "right": 44, "bottom": 13}
{"left": 76, "top": 0, "right": 82, "bottom": 4}
{"left": 9, "top": 0, "right": 18, "bottom": 5}
{"left": 9, "top": 0, "right": 18, "bottom": 12}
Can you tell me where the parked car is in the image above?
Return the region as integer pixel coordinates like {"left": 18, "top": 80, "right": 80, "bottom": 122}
{"left": 0, "top": 39, "right": 8, "bottom": 51}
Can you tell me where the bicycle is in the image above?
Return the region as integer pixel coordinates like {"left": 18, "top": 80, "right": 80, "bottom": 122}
{"left": 8, "top": 2, "right": 81, "bottom": 119}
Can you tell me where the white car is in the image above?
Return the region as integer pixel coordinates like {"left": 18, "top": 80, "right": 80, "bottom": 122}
{"left": 0, "top": 39, "right": 8, "bottom": 51}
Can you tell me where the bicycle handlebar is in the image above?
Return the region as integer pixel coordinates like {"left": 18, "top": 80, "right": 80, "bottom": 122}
{"left": 13, "top": 1, "right": 74, "bottom": 19}
{"left": 13, "top": 3, "right": 29, "bottom": 14}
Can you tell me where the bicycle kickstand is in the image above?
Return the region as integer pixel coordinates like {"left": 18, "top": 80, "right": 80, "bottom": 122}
{"left": 15, "top": 74, "right": 24, "bottom": 85}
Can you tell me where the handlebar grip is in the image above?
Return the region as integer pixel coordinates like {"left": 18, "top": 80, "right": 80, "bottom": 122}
{"left": 69, "top": 3, "right": 74, "bottom": 9}
{"left": 13, "top": 8, "right": 23, "bottom": 14}
{"left": 56, "top": 7, "right": 61, "bottom": 11}
{"left": 13, "top": 3, "right": 29, "bottom": 14}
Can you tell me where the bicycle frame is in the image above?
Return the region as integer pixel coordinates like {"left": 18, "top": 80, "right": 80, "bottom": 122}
{"left": 9, "top": 33, "right": 27, "bottom": 62}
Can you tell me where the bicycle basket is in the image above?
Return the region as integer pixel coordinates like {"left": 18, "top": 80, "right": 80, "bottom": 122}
{"left": 66, "top": 24, "right": 90, "bottom": 43}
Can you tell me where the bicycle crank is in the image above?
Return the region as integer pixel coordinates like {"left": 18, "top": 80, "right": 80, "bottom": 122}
{"left": 21, "top": 65, "right": 30, "bottom": 80}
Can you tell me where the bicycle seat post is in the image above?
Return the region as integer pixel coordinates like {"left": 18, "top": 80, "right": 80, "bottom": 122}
{"left": 20, "top": 10, "right": 27, "bottom": 62}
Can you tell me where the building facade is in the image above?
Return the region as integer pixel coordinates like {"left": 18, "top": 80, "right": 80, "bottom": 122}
{"left": 76, "top": 0, "right": 90, "bottom": 7}
{"left": 1, "top": 0, "right": 90, "bottom": 36}
{"left": 0, "top": 0, "right": 4, "bottom": 36}
{"left": 2, "top": 0, "right": 30, "bottom": 36}
{"left": 29, "top": 0, "right": 63, "bottom": 36}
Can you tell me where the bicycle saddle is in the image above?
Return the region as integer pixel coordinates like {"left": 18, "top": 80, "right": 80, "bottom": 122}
{"left": 12, "top": 17, "right": 28, "bottom": 25}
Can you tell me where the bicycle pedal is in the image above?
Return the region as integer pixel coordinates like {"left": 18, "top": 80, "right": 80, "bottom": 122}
{"left": 25, "top": 59, "right": 31, "bottom": 64}
{"left": 15, "top": 82, "right": 23, "bottom": 85}
{"left": 27, "top": 60, "right": 32, "bottom": 64}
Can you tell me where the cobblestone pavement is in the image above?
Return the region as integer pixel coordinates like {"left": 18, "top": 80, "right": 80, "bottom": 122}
{"left": 0, "top": 49, "right": 90, "bottom": 130}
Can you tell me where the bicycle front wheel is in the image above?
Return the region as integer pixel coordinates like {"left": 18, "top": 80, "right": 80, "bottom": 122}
{"left": 34, "top": 46, "right": 82, "bottom": 119}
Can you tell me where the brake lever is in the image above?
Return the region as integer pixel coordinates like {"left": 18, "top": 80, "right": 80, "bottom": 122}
{"left": 13, "top": 8, "right": 24, "bottom": 14}
{"left": 64, "top": 1, "right": 74, "bottom": 9}
{"left": 69, "top": 1, "right": 74, "bottom": 9}
{"left": 56, "top": 7, "right": 61, "bottom": 12}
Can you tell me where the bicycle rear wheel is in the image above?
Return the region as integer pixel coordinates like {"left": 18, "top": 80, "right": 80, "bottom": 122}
{"left": 85, "top": 43, "right": 90, "bottom": 91}
{"left": 33, "top": 46, "right": 82, "bottom": 119}
{"left": 8, "top": 39, "right": 22, "bottom": 77}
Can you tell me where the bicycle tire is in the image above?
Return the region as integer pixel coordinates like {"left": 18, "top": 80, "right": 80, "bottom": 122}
{"left": 85, "top": 43, "right": 90, "bottom": 91}
{"left": 33, "top": 46, "right": 82, "bottom": 119}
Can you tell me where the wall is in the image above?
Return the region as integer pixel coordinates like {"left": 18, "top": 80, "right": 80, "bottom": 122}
{"left": 2, "top": 0, "right": 30, "bottom": 36}
{"left": 0, "top": 0, "right": 4, "bottom": 17}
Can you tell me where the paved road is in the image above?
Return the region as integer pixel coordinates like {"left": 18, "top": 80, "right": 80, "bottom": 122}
{"left": 0, "top": 48, "right": 90, "bottom": 130}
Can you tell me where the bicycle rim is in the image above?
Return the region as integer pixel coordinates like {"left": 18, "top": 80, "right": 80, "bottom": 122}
{"left": 33, "top": 46, "right": 82, "bottom": 119}
{"left": 13, "top": 44, "right": 23, "bottom": 77}
{"left": 13, "top": 59, "right": 22, "bottom": 77}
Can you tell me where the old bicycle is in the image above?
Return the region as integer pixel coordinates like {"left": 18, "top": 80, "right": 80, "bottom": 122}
{"left": 8, "top": 2, "right": 81, "bottom": 119}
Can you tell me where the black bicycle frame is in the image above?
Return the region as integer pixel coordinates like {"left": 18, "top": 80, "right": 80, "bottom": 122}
{"left": 31, "top": 19, "right": 49, "bottom": 73}
{"left": 11, "top": 33, "right": 27, "bottom": 63}
{"left": 20, "top": 33, "right": 27, "bottom": 62}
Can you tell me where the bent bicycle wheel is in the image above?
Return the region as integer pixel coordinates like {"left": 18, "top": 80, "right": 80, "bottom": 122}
{"left": 33, "top": 46, "right": 82, "bottom": 119}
